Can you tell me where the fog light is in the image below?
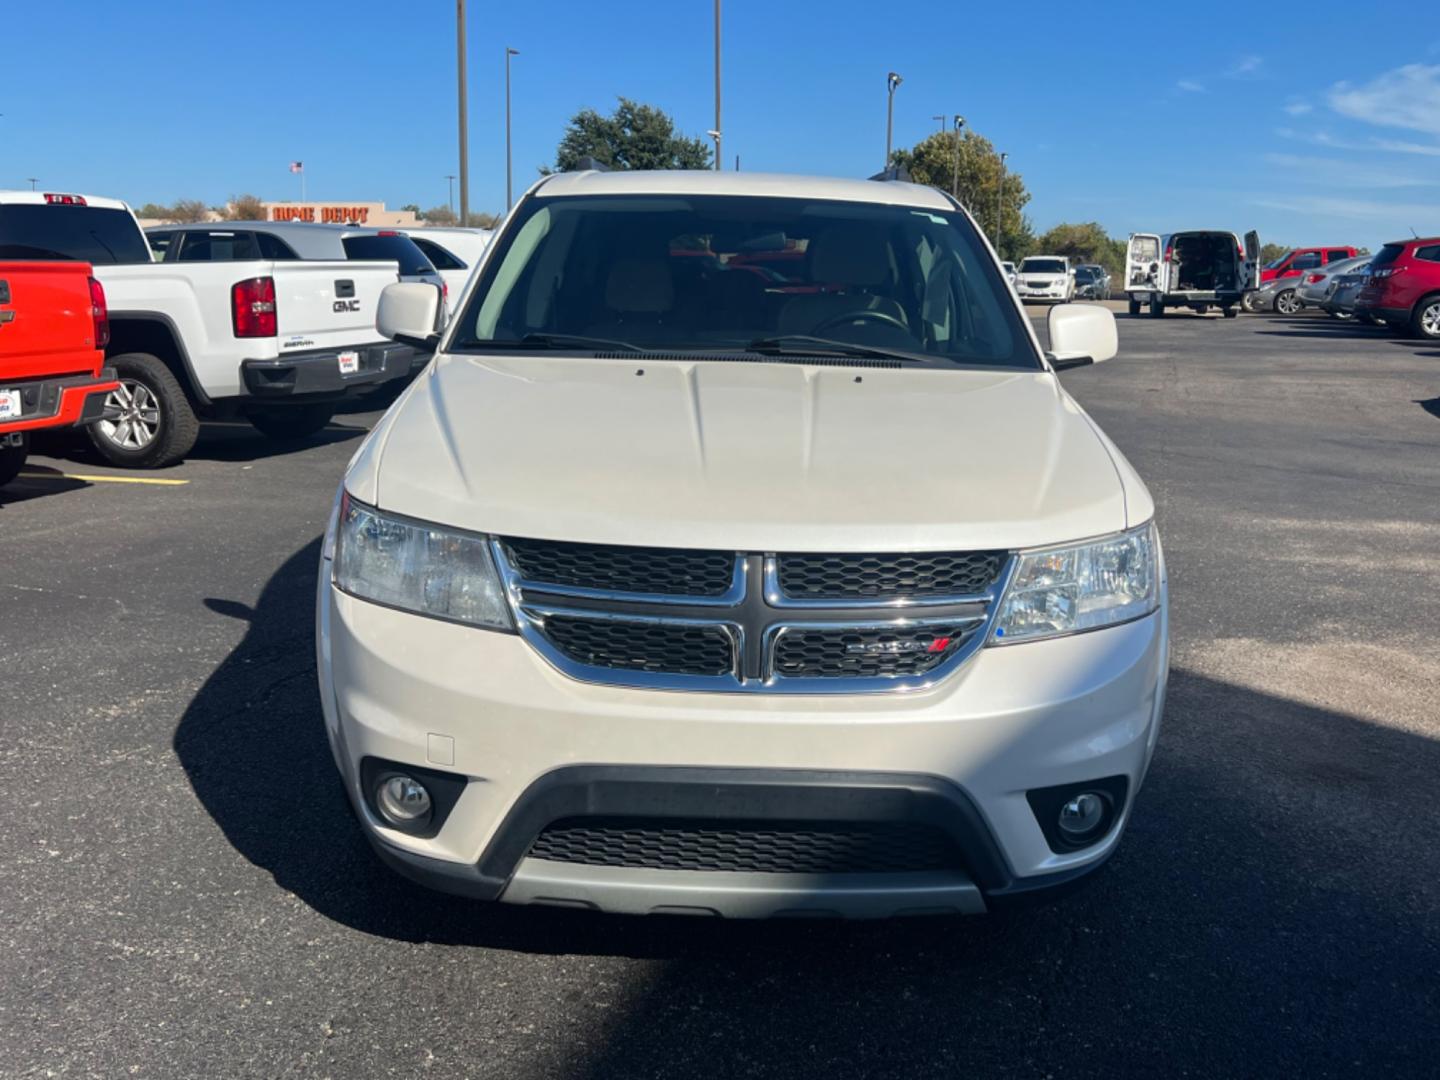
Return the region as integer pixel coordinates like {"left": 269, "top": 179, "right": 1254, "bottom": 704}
{"left": 1057, "top": 792, "right": 1106, "bottom": 840}
{"left": 376, "top": 773, "right": 432, "bottom": 825}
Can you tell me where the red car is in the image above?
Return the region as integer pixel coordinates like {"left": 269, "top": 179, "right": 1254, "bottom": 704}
{"left": 1355, "top": 238, "right": 1440, "bottom": 340}
{"left": 1260, "top": 245, "right": 1359, "bottom": 283}
{"left": 0, "top": 261, "right": 119, "bottom": 486}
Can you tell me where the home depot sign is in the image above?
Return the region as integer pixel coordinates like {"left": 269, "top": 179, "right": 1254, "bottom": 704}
{"left": 269, "top": 203, "right": 373, "bottom": 224}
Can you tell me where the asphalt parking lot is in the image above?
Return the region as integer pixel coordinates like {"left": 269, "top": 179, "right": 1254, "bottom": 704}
{"left": 3, "top": 308, "right": 1438, "bottom": 1077}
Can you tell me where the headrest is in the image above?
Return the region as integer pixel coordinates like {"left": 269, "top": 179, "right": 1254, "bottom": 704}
{"left": 604, "top": 259, "right": 675, "bottom": 313}
{"left": 808, "top": 225, "right": 892, "bottom": 286}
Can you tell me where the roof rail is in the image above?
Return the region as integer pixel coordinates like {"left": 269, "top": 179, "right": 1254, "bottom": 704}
{"left": 570, "top": 156, "right": 614, "bottom": 173}
{"left": 867, "top": 166, "right": 912, "bottom": 183}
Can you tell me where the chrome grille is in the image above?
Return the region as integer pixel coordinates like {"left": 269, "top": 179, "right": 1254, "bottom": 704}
{"left": 495, "top": 539, "right": 1011, "bottom": 694}
{"left": 528, "top": 817, "right": 963, "bottom": 873}
{"left": 772, "top": 622, "right": 980, "bottom": 679}
{"left": 776, "top": 551, "right": 1004, "bottom": 602}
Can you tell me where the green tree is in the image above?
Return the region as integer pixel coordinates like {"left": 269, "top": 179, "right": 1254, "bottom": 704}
{"left": 400, "top": 203, "right": 421, "bottom": 215}
{"left": 890, "top": 130, "right": 1033, "bottom": 261}
{"left": 464, "top": 211, "right": 500, "bottom": 229}
{"left": 418, "top": 204, "right": 457, "bottom": 226}
{"left": 170, "top": 199, "right": 210, "bottom": 223}
{"left": 134, "top": 202, "right": 172, "bottom": 221}
{"left": 1259, "top": 242, "right": 1290, "bottom": 265}
{"left": 221, "top": 194, "right": 266, "bottom": 221}
{"left": 550, "top": 97, "right": 711, "bottom": 172}
{"left": 1035, "top": 222, "right": 1127, "bottom": 274}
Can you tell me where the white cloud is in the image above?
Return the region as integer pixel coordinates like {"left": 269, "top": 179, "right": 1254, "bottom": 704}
{"left": 1371, "top": 137, "right": 1440, "bottom": 158}
{"left": 1282, "top": 100, "right": 1312, "bottom": 116}
{"left": 1226, "top": 54, "right": 1265, "bottom": 79}
{"left": 1275, "top": 127, "right": 1440, "bottom": 158}
{"left": 1329, "top": 64, "right": 1440, "bottom": 136}
{"left": 1176, "top": 79, "right": 1206, "bottom": 93}
{"left": 1263, "top": 152, "right": 1439, "bottom": 188}
{"left": 1253, "top": 194, "right": 1439, "bottom": 221}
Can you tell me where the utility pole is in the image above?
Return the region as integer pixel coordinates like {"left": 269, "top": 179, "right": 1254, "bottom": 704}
{"left": 506, "top": 47, "right": 519, "bottom": 211}
{"left": 445, "top": 174, "right": 456, "bottom": 217}
{"left": 885, "top": 72, "right": 903, "bottom": 170}
{"left": 932, "top": 115, "right": 946, "bottom": 136}
{"left": 995, "top": 152, "right": 1008, "bottom": 249}
{"left": 713, "top": 0, "right": 722, "bottom": 170}
{"left": 951, "top": 115, "right": 965, "bottom": 201}
{"left": 457, "top": 0, "right": 470, "bottom": 227}
{"left": 26, "top": 178, "right": 37, "bottom": 191}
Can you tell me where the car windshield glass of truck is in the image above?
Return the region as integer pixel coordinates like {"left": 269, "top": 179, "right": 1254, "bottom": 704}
{"left": 450, "top": 194, "right": 1038, "bottom": 370}
{"left": 0, "top": 204, "right": 151, "bottom": 264}
{"left": 1021, "top": 259, "right": 1065, "bottom": 275}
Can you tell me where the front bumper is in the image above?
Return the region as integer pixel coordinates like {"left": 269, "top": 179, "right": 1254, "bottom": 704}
{"left": 0, "top": 368, "right": 119, "bottom": 436}
{"left": 241, "top": 342, "right": 421, "bottom": 400}
{"left": 318, "top": 576, "right": 1168, "bottom": 917}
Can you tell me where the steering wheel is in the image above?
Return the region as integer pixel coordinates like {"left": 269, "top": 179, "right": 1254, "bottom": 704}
{"left": 811, "top": 308, "right": 910, "bottom": 336}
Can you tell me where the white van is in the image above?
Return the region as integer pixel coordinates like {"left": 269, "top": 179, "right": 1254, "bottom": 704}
{"left": 1125, "top": 231, "right": 1259, "bottom": 318}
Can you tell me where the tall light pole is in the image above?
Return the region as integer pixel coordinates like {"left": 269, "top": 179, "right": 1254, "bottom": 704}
{"left": 995, "top": 152, "right": 1008, "bottom": 249}
{"left": 932, "top": 115, "right": 946, "bottom": 136}
{"left": 456, "top": 0, "right": 470, "bottom": 227}
{"left": 951, "top": 115, "right": 966, "bottom": 201}
{"left": 713, "top": 0, "right": 722, "bottom": 171}
{"left": 445, "top": 174, "right": 456, "bottom": 218}
{"left": 26, "top": 178, "right": 37, "bottom": 191}
{"left": 885, "top": 71, "right": 903, "bottom": 170}
{"left": 505, "top": 46, "right": 519, "bottom": 211}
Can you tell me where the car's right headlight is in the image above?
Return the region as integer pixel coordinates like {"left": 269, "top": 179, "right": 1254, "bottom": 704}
{"left": 333, "top": 494, "right": 513, "bottom": 631}
{"left": 990, "top": 522, "right": 1159, "bottom": 644}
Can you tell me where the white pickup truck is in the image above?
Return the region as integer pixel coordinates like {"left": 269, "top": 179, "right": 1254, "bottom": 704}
{"left": 0, "top": 191, "right": 428, "bottom": 467}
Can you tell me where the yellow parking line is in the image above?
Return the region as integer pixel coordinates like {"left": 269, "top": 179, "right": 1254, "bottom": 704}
{"left": 17, "top": 471, "right": 189, "bottom": 486}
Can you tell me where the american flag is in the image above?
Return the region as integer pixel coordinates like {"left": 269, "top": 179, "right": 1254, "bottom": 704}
{"left": 289, "top": 161, "right": 304, "bottom": 174}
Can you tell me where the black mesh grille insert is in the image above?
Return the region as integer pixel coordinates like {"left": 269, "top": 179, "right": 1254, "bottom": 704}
{"left": 777, "top": 551, "right": 1005, "bottom": 601}
{"left": 503, "top": 537, "right": 735, "bottom": 597}
{"left": 528, "top": 817, "right": 963, "bottom": 873}
{"left": 541, "top": 615, "right": 734, "bottom": 676}
{"left": 772, "top": 624, "right": 976, "bottom": 679}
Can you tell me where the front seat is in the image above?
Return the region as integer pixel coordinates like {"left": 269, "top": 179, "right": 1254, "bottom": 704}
{"left": 778, "top": 225, "right": 909, "bottom": 337}
{"left": 586, "top": 258, "right": 675, "bottom": 343}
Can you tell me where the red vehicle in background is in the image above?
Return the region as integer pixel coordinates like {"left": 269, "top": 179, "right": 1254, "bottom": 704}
{"left": 0, "top": 262, "right": 119, "bottom": 487}
{"left": 1260, "top": 245, "right": 1360, "bottom": 283}
{"left": 1355, "top": 238, "right": 1440, "bottom": 340}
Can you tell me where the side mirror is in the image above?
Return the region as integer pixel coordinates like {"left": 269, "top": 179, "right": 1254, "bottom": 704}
{"left": 377, "top": 282, "right": 442, "bottom": 352}
{"left": 1048, "top": 303, "right": 1118, "bottom": 371}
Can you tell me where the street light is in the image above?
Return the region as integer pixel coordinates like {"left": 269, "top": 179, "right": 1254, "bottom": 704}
{"left": 445, "top": 174, "right": 457, "bottom": 218}
{"left": 505, "top": 47, "right": 519, "bottom": 212}
{"left": 995, "top": 152, "right": 1008, "bottom": 249}
{"left": 885, "top": 71, "right": 903, "bottom": 170}
{"left": 951, "top": 115, "right": 966, "bottom": 201}
{"left": 456, "top": 0, "right": 469, "bottom": 228}
{"left": 713, "top": 0, "right": 722, "bottom": 171}
{"left": 26, "top": 177, "right": 37, "bottom": 191}
{"left": 932, "top": 115, "right": 946, "bottom": 136}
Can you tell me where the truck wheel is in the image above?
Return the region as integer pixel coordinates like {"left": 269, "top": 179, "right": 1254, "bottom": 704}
{"left": 1148, "top": 298, "right": 1165, "bottom": 317}
{"left": 1195, "top": 304, "right": 1210, "bottom": 315}
{"left": 1222, "top": 306, "right": 1238, "bottom": 318}
{"left": 1275, "top": 289, "right": 1301, "bottom": 315}
{"left": 87, "top": 353, "right": 199, "bottom": 469}
{"left": 0, "top": 438, "right": 27, "bottom": 488}
{"left": 1128, "top": 298, "right": 1141, "bottom": 316}
{"left": 247, "top": 404, "right": 337, "bottom": 441}
{"left": 1411, "top": 294, "right": 1440, "bottom": 340}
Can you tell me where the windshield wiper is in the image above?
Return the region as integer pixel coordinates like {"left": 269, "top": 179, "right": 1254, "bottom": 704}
{"left": 745, "top": 335, "right": 931, "bottom": 364}
{"left": 458, "top": 333, "right": 646, "bottom": 353}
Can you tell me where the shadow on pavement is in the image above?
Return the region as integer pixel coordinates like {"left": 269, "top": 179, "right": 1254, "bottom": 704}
{"left": 0, "top": 464, "right": 90, "bottom": 506}
{"left": 30, "top": 420, "right": 368, "bottom": 467}
{"left": 1417, "top": 397, "right": 1440, "bottom": 420}
{"left": 173, "top": 543, "right": 1440, "bottom": 1074}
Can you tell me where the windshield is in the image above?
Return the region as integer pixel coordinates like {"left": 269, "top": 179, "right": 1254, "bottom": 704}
{"left": 1265, "top": 250, "right": 1295, "bottom": 269}
{"left": 1020, "top": 259, "right": 1065, "bottom": 275}
{"left": 1073, "top": 267, "right": 1098, "bottom": 282}
{"left": 449, "top": 192, "right": 1039, "bottom": 370}
{"left": 0, "top": 204, "right": 152, "bottom": 264}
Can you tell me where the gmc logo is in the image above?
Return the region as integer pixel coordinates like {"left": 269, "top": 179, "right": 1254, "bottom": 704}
{"left": 333, "top": 300, "right": 361, "bottom": 313}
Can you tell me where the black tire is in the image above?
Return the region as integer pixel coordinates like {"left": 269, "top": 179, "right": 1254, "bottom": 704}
{"left": 1195, "top": 304, "right": 1210, "bottom": 315}
{"left": 1128, "top": 298, "right": 1141, "bottom": 316}
{"left": 1275, "top": 289, "right": 1301, "bottom": 316}
{"left": 1410, "top": 294, "right": 1440, "bottom": 340}
{"left": 0, "top": 438, "right": 27, "bottom": 488}
{"left": 1149, "top": 298, "right": 1165, "bottom": 317}
{"left": 87, "top": 353, "right": 199, "bottom": 469}
{"left": 1222, "top": 306, "right": 1238, "bottom": 318}
{"left": 247, "top": 404, "right": 337, "bottom": 441}
{"left": 1241, "top": 292, "right": 1259, "bottom": 313}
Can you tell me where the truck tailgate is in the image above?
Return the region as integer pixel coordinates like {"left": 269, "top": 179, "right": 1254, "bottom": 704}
{"left": 0, "top": 261, "right": 103, "bottom": 381}
{"left": 272, "top": 261, "right": 399, "bottom": 354}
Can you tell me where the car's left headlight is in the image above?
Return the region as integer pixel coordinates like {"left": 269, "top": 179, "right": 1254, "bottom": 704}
{"left": 331, "top": 493, "right": 513, "bottom": 631}
{"left": 990, "top": 522, "right": 1159, "bottom": 644}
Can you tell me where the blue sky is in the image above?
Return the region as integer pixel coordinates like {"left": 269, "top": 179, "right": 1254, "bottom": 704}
{"left": 4, "top": 0, "right": 1438, "bottom": 248}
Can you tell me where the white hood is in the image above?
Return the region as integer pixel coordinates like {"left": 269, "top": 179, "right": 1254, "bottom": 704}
{"left": 350, "top": 353, "right": 1134, "bottom": 552}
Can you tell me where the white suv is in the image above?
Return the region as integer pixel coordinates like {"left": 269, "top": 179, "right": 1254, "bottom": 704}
{"left": 318, "top": 170, "right": 1168, "bottom": 918}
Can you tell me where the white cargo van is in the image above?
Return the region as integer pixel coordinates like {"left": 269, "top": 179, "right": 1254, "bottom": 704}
{"left": 1125, "top": 231, "right": 1259, "bottom": 318}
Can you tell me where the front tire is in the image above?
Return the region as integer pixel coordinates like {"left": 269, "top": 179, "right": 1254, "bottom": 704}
{"left": 1128, "top": 298, "right": 1141, "bottom": 316}
{"left": 1241, "top": 292, "right": 1259, "bottom": 313}
{"left": 0, "top": 437, "right": 27, "bottom": 488}
{"left": 1275, "top": 289, "right": 1302, "bottom": 315}
{"left": 1149, "top": 298, "right": 1165, "bottom": 317}
{"left": 1410, "top": 294, "right": 1440, "bottom": 340}
{"left": 246, "top": 404, "right": 337, "bottom": 441}
{"left": 87, "top": 353, "right": 199, "bottom": 469}
{"left": 1222, "top": 306, "right": 1238, "bottom": 318}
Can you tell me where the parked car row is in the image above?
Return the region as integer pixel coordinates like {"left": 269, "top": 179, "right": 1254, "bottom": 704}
{"left": 0, "top": 190, "right": 489, "bottom": 477}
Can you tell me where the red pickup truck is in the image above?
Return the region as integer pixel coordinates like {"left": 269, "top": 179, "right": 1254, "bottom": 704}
{"left": 0, "top": 261, "right": 119, "bottom": 487}
{"left": 1260, "top": 246, "right": 1360, "bottom": 283}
